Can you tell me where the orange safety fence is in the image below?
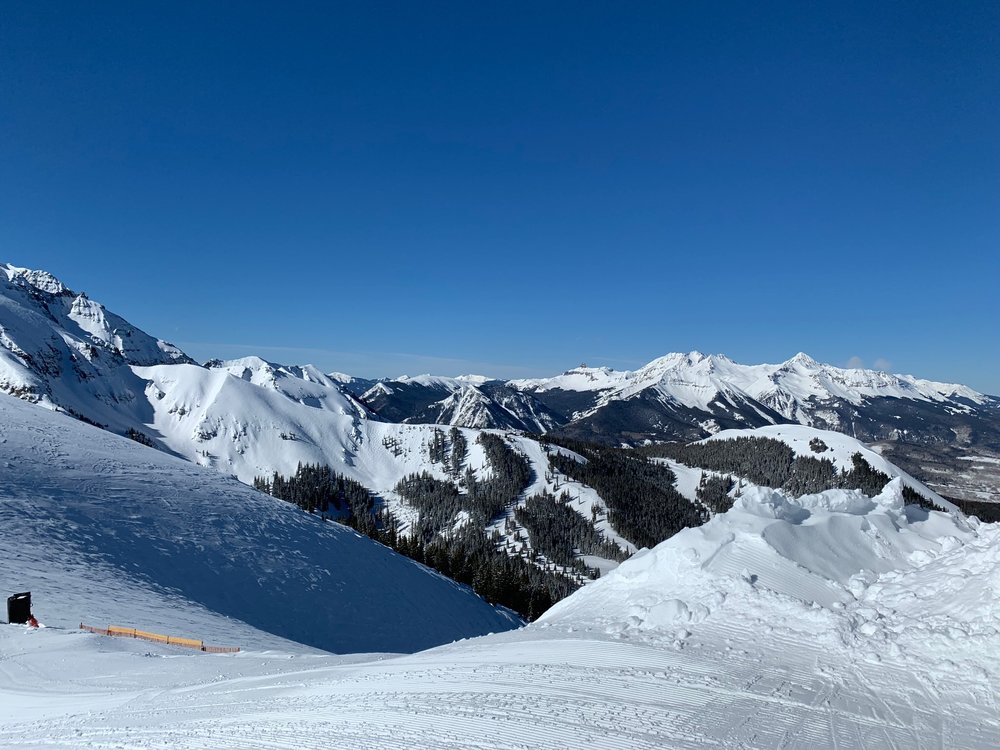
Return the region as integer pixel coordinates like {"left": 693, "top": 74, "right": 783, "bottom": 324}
{"left": 79, "top": 623, "right": 240, "bottom": 653}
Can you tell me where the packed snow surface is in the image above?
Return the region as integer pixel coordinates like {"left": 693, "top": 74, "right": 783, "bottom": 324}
{"left": 3, "top": 406, "right": 999, "bottom": 747}
{"left": 0, "top": 396, "right": 521, "bottom": 654}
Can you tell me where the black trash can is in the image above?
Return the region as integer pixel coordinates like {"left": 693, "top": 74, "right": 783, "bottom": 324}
{"left": 7, "top": 592, "right": 31, "bottom": 624}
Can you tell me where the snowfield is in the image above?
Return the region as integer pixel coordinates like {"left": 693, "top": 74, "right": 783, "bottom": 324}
{"left": 0, "top": 396, "right": 521, "bottom": 654}
{"left": 2, "top": 396, "right": 999, "bottom": 748}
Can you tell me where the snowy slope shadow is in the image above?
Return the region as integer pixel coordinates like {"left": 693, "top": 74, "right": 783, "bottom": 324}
{"left": 0, "top": 396, "right": 521, "bottom": 653}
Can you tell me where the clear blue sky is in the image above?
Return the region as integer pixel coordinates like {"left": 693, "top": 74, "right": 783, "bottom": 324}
{"left": 2, "top": 2, "right": 998, "bottom": 391}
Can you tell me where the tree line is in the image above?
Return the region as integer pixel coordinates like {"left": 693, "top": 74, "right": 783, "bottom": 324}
{"left": 696, "top": 474, "right": 735, "bottom": 514}
{"left": 644, "top": 437, "right": 944, "bottom": 510}
{"left": 390, "top": 432, "right": 579, "bottom": 619}
{"left": 514, "top": 491, "right": 627, "bottom": 569}
{"left": 392, "top": 527, "right": 579, "bottom": 621}
{"left": 253, "top": 462, "right": 390, "bottom": 537}
{"left": 425, "top": 426, "right": 469, "bottom": 478}
{"left": 394, "top": 432, "right": 534, "bottom": 539}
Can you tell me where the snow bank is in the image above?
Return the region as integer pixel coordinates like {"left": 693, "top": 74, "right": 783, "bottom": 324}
{"left": 539, "top": 478, "right": 986, "bottom": 669}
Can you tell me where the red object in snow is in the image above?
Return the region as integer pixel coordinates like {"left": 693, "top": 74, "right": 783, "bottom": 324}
{"left": 27, "top": 615, "right": 39, "bottom": 628}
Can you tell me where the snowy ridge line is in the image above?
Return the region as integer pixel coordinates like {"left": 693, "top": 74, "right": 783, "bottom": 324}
{"left": 79, "top": 623, "right": 240, "bottom": 653}
{"left": 510, "top": 351, "right": 990, "bottom": 408}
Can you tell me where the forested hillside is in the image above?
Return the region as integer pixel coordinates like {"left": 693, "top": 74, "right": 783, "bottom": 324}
{"left": 257, "top": 432, "right": 581, "bottom": 619}
{"left": 254, "top": 425, "right": 958, "bottom": 620}
{"left": 539, "top": 436, "right": 705, "bottom": 549}
{"left": 642, "top": 432, "right": 946, "bottom": 512}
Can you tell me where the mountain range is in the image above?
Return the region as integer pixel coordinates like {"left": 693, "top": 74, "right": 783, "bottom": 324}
{"left": 2, "top": 261, "right": 997, "bottom": 510}
{"left": 337, "top": 355, "right": 1000, "bottom": 506}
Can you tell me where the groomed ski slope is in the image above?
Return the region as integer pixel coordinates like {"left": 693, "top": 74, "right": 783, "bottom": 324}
{"left": 0, "top": 396, "right": 521, "bottom": 654}
{"left": 2, "top": 423, "right": 998, "bottom": 748}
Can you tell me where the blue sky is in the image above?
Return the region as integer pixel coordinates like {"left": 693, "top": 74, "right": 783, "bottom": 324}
{"left": 2, "top": 3, "right": 998, "bottom": 391}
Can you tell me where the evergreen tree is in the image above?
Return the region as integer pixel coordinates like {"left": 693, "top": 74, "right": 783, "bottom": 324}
{"left": 544, "top": 437, "right": 704, "bottom": 549}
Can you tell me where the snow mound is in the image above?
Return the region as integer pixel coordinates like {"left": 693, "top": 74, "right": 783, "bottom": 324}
{"left": 539, "top": 478, "right": 987, "bottom": 667}
{"left": 0, "top": 395, "right": 521, "bottom": 653}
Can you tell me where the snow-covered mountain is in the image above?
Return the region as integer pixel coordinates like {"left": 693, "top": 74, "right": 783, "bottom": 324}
{"left": 511, "top": 350, "right": 996, "bottom": 439}
{"left": 519, "top": 351, "right": 988, "bottom": 406}
{"left": 509, "top": 352, "right": 1000, "bottom": 502}
{"left": 351, "top": 354, "right": 1000, "bottom": 495}
{"left": 0, "top": 266, "right": 505, "bottom": 491}
{"left": 0, "top": 263, "right": 191, "bottom": 430}
{"left": 3, "top": 264, "right": 997, "bottom": 744}
{"left": 0, "top": 395, "right": 521, "bottom": 653}
{"left": 205, "top": 356, "right": 371, "bottom": 414}
{"left": 2, "top": 260, "right": 996, "bottom": 518}
{"left": 360, "top": 374, "right": 564, "bottom": 433}
{"left": 0, "top": 264, "right": 645, "bottom": 583}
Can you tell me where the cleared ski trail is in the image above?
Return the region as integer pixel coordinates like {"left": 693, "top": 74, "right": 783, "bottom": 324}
{"left": 2, "top": 619, "right": 997, "bottom": 750}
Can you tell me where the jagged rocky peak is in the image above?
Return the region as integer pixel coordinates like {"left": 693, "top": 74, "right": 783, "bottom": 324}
{"left": 1, "top": 262, "right": 192, "bottom": 368}
{"left": 366, "top": 381, "right": 394, "bottom": 397}
{"left": 1, "top": 264, "right": 71, "bottom": 295}
{"left": 784, "top": 351, "right": 819, "bottom": 367}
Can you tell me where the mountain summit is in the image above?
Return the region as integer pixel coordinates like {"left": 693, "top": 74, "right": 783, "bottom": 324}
{"left": 0, "top": 263, "right": 192, "bottom": 429}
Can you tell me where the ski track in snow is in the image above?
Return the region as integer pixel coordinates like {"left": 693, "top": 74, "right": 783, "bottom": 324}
{"left": 2, "top": 620, "right": 997, "bottom": 749}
